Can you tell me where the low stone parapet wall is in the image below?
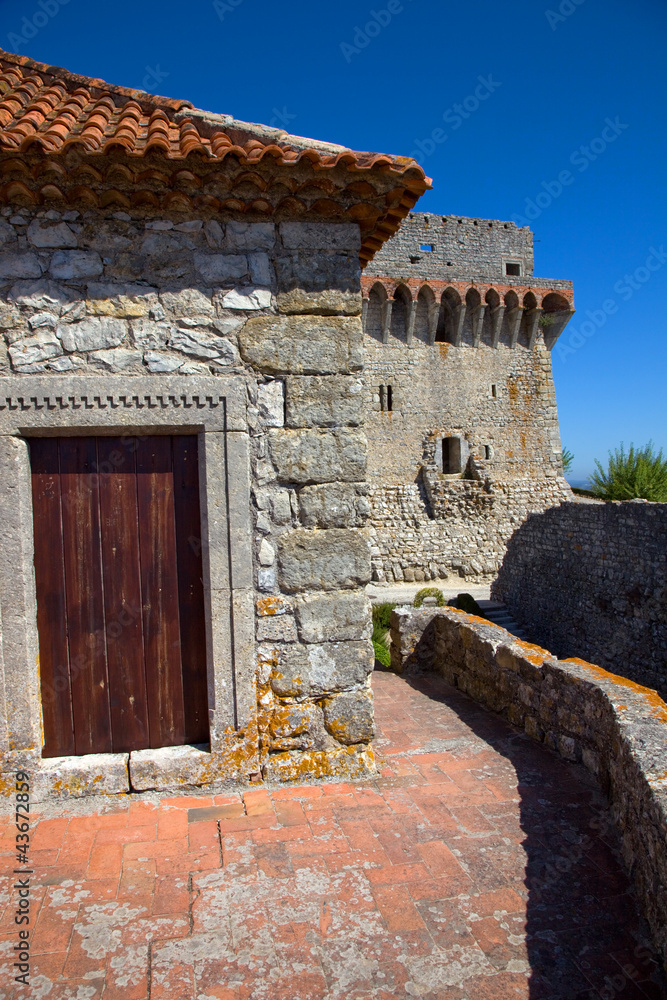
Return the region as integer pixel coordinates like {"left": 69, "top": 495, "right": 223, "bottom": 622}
{"left": 390, "top": 606, "right": 667, "bottom": 968}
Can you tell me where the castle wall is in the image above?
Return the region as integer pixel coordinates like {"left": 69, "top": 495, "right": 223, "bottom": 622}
{"left": 493, "top": 501, "right": 667, "bottom": 697}
{"left": 0, "top": 209, "right": 375, "bottom": 797}
{"left": 365, "top": 213, "right": 535, "bottom": 281}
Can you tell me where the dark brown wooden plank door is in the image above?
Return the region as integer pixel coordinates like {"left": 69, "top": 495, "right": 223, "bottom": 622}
{"left": 173, "top": 436, "right": 209, "bottom": 744}
{"left": 31, "top": 434, "right": 209, "bottom": 757}
{"left": 59, "top": 437, "right": 113, "bottom": 756}
{"left": 136, "top": 437, "right": 186, "bottom": 749}
{"left": 30, "top": 439, "right": 75, "bottom": 758}
{"left": 97, "top": 438, "right": 150, "bottom": 752}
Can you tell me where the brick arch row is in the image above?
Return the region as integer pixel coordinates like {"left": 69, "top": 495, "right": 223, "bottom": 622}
{"left": 362, "top": 279, "right": 574, "bottom": 350}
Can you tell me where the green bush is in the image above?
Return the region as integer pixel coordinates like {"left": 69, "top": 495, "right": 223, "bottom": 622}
{"left": 590, "top": 442, "right": 667, "bottom": 502}
{"left": 372, "top": 639, "right": 391, "bottom": 669}
{"left": 413, "top": 587, "right": 445, "bottom": 608}
{"left": 372, "top": 602, "right": 396, "bottom": 669}
{"left": 562, "top": 447, "right": 574, "bottom": 475}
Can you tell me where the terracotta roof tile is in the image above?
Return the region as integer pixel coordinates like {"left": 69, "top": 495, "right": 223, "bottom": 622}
{"left": 0, "top": 48, "right": 432, "bottom": 263}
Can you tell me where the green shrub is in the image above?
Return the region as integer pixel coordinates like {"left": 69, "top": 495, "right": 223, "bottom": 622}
{"left": 449, "top": 592, "right": 484, "bottom": 617}
{"left": 562, "top": 447, "right": 574, "bottom": 475}
{"left": 590, "top": 442, "right": 667, "bottom": 502}
{"left": 373, "top": 639, "right": 391, "bottom": 669}
{"left": 372, "top": 602, "right": 396, "bottom": 669}
{"left": 413, "top": 587, "right": 445, "bottom": 608}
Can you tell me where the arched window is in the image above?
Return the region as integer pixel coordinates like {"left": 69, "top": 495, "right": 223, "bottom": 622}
{"left": 365, "top": 283, "right": 386, "bottom": 343}
{"left": 414, "top": 286, "right": 434, "bottom": 345}
{"left": 390, "top": 285, "right": 411, "bottom": 343}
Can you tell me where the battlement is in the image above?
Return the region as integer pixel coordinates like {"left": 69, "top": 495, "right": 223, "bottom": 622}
{"left": 365, "top": 212, "right": 535, "bottom": 282}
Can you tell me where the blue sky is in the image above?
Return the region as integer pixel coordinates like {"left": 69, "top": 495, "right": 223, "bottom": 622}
{"left": 2, "top": 0, "right": 665, "bottom": 482}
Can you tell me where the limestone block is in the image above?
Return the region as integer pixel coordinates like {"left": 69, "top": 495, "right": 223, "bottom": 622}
{"left": 269, "top": 700, "right": 330, "bottom": 751}
{"left": 278, "top": 528, "right": 371, "bottom": 592}
{"left": 220, "top": 287, "right": 272, "bottom": 311}
{"left": 8, "top": 278, "right": 75, "bottom": 312}
{"left": 269, "top": 429, "right": 366, "bottom": 484}
{"left": 294, "top": 591, "right": 372, "bottom": 643}
{"left": 0, "top": 219, "right": 16, "bottom": 245}
{"left": 298, "top": 484, "right": 370, "bottom": 529}
{"left": 50, "top": 250, "right": 104, "bottom": 280}
{"left": 174, "top": 220, "right": 203, "bottom": 233}
{"left": 129, "top": 744, "right": 210, "bottom": 791}
{"left": 88, "top": 348, "right": 143, "bottom": 371}
{"left": 271, "top": 640, "right": 374, "bottom": 698}
{"left": 28, "top": 312, "right": 57, "bottom": 330}
{"left": 271, "top": 490, "right": 292, "bottom": 525}
{"left": 239, "top": 315, "right": 362, "bottom": 376}
{"left": 159, "top": 288, "right": 215, "bottom": 317}
{"left": 58, "top": 317, "right": 126, "bottom": 352}
{"left": 130, "top": 318, "right": 170, "bottom": 351}
{"left": 322, "top": 688, "right": 375, "bottom": 744}
{"left": 249, "top": 253, "right": 273, "bottom": 287}
{"left": 168, "top": 325, "right": 239, "bottom": 363}
{"left": 257, "top": 615, "right": 298, "bottom": 643}
{"left": 225, "top": 221, "right": 275, "bottom": 250}
{"left": 144, "top": 351, "right": 183, "bottom": 373}
{"left": 259, "top": 538, "right": 275, "bottom": 566}
{"left": 257, "top": 381, "right": 285, "bottom": 427}
{"left": 280, "top": 223, "right": 361, "bottom": 251}
{"left": 0, "top": 302, "right": 20, "bottom": 329}
{"left": 194, "top": 253, "right": 248, "bottom": 283}
{"left": 9, "top": 330, "right": 62, "bottom": 367}
{"left": 204, "top": 220, "right": 224, "bottom": 247}
{"left": 41, "top": 753, "right": 129, "bottom": 797}
{"left": 0, "top": 253, "right": 43, "bottom": 279}
{"left": 285, "top": 376, "right": 364, "bottom": 428}
{"left": 141, "top": 231, "right": 196, "bottom": 254}
{"left": 262, "top": 744, "right": 375, "bottom": 783}
{"left": 27, "top": 220, "right": 78, "bottom": 248}
{"left": 274, "top": 252, "right": 361, "bottom": 293}
{"left": 277, "top": 288, "right": 362, "bottom": 316}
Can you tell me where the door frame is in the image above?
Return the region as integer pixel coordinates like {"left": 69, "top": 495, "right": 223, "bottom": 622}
{"left": 0, "top": 376, "right": 255, "bottom": 785}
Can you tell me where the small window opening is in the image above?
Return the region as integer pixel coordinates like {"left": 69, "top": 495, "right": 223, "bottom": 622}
{"left": 380, "top": 385, "right": 393, "bottom": 413}
{"left": 491, "top": 384, "right": 497, "bottom": 398}
{"left": 442, "top": 436, "right": 463, "bottom": 474}
{"left": 505, "top": 262, "right": 521, "bottom": 277}
{"left": 419, "top": 244, "right": 434, "bottom": 252}
{"left": 485, "top": 445, "right": 491, "bottom": 460}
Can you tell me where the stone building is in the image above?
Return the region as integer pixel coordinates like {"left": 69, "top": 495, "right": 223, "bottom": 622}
{"left": 0, "top": 49, "right": 430, "bottom": 796}
{"left": 361, "top": 212, "right": 576, "bottom": 582}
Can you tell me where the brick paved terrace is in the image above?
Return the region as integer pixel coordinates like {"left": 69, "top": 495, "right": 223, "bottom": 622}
{"left": 1, "top": 671, "right": 665, "bottom": 1000}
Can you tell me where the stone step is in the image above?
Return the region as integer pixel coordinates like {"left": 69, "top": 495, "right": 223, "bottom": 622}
{"left": 477, "top": 600, "right": 529, "bottom": 642}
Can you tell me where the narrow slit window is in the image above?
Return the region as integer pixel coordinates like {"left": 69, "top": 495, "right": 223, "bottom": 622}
{"left": 491, "top": 384, "right": 497, "bottom": 398}
{"left": 379, "top": 385, "right": 386, "bottom": 412}
{"left": 485, "top": 445, "right": 491, "bottom": 460}
{"left": 387, "top": 385, "right": 393, "bottom": 412}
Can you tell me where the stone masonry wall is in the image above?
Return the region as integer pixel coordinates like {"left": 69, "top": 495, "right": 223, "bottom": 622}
{"left": 493, "top": 501, "right": 667, "bottom": 697}
{"left": 390, "top": 606, "right": 667, "bottom": 969}
{"left": 0, "top": 207, "right": 376, "bottom": 792}
{"left": 364, "top": 213, "right": 535, "bottom": 281}
{"left": 364, "top": 328, "right": 571, "bottom": 581}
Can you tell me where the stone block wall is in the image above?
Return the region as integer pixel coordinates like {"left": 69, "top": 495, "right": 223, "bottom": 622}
{"left": 390, "top": 606, "right": 667, "bottom": 969}
{"left": 364, "top": 212, "right": 535, "bottom": 281}
{"left": 0, "top": 207, "right": 376, "bottom": 793}
{"left": 493, "top": 501, "right": 667, "bottom": 696}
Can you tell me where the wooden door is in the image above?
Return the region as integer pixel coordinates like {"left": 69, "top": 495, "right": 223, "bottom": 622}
{"left": 30, "top": 435, "right": 209, "bottom": 757}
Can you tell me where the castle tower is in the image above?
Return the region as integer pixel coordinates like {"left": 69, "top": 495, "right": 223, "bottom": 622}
{"left": 362, "top": 212, "right": 575, "bottom": 583}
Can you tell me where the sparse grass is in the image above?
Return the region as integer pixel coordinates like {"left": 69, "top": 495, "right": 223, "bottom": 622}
{"left": 372, "top": 603, "right": 396, "bottom": 669}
